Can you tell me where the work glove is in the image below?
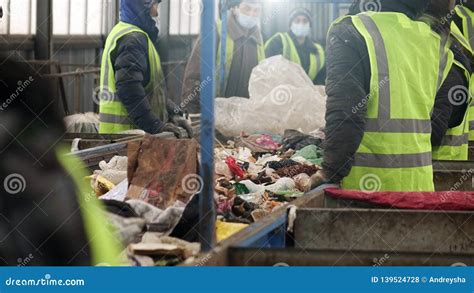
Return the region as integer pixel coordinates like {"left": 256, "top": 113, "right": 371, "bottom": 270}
{"left": 160, "top": 122, "right": 185, "bottom": 138}
{"left": 166, "top": 99, "right": 187, "bottom": 118}
{"left": 171, "top": 115, "right": 194, "bottom": 138}
{"left": 308, "top": 170, "right": 330, "bottom": 191}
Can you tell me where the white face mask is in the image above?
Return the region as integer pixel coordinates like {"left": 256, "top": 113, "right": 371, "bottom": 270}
{"left": 291, "top": 23, "right": 311, "bottom": 37}
{"left": 237, "top": 12, "right": 259, "bottom": 29}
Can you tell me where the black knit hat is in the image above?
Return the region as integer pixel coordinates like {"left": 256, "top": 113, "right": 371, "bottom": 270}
{"left": 289, "top": 8, "right": 313, "bottom": 27}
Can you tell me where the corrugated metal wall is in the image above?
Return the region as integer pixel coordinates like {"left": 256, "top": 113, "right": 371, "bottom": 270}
{"left": 1, "top": 1, "right": 350, "bottom": 114}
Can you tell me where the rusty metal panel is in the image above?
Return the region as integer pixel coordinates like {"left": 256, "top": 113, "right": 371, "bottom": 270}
{"left": 228, "top": 248, "right": 474, "bottom": 266}
{"left": 294, "top": 209, "right": 474, "bottom": 255}
{"left": 433, "top": 161, "right": 474, "bottom": 191}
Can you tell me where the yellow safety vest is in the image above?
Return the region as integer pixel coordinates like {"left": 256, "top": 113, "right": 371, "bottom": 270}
{"left": 265, "top": 32, "right": 325, "bottom": 81}
{"left": 56, "top": 146, "right": 124, "bottom": 266}
{"left": 432, "top": 60, "right": 472, "bottom": 161}
{"left": 338, "top": 12, "right": 453, "bottom": 192}
{"left": 454, "top": 5, "right": 474, "bottom": 141}
{"left": 99, "top": 22, "right": 167, "bottom": 134}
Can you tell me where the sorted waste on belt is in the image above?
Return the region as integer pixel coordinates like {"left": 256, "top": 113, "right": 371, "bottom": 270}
{"left": 81, "top": 130, "right": 324, "bottom": 265}
{"left": 213, "top": 132, "right": 323, "bottom": 225}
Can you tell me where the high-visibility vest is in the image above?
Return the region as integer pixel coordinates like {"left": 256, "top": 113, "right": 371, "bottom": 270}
{"left": 99, "top": 22, "right": 167, "bottom": 134}
{"left": 56, "top": 146, "right": 124, "bottom": 266}
{"left": 454, "top": 5, "right": 474, "bottom": 141}
{"left": 216, "top": 20, "right": 265, "bottom": 97}
{"left": 339, "top": 12, "right": 453, "bottom": 192}
{"left": 455, "top": 5, "right": 474, "bottom": 51}
{"left": 264, "top": 32, "right": 325, "bottom": 81}
{"left": 432, "top": 60, "right": 472, "bottom": 161}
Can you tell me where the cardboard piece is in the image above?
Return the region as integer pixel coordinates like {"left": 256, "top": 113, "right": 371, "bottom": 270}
{"left": 127, "top": 135, "right": 199, "bottom": 210}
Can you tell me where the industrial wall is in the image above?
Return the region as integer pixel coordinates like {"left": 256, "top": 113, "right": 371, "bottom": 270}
{"left": 0, "top": 1, "right": 349, "bottom": 114}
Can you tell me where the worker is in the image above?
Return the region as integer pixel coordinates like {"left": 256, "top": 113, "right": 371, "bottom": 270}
{"left": 99, "top": 0, "right": 192, "bottom": 137}
{"left": 453, "top": 0, "right": 474, "bottom": 142}
{"left": 432, "top": 7, "right": 472, "bottom": 160}
{"left": 309, "top": 0, "right": 456, "bottom": 192}
{"left": 0, "top": 57, "right": 123, "bottom": 266}
{"left": 181, "top": 0, "right": 265, "bottom": 114}
{"left": 265, "top": 8, "right": 326, "bottom": 85}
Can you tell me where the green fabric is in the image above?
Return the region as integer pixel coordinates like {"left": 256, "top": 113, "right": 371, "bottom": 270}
{"left": 56, "top": 146, "right": 124, "bottom": 266}
{"left": 291, "top": 145, "right": 324, "bottom": 165}
{"left": 216, "top": 20, "right": 265, "bottom": 97}
{"left": 335, "top": 12, "right": 453, "bottom": 192}
{"left": 99, "top": 22, "right": 167, "bottom": 134}
{"left": 234, "top": 183, "right": 250, "bottom": 195}
{"left": 265, "top": 32, "right": 325, "bottom": 81}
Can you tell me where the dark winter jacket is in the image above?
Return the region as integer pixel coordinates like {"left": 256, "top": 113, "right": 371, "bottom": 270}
{"left": 265, "top": 31, "right": 326, "bottom": 85}
{"left": 0, "top": 57, "right": 91, "bottom": 266}
{"left": 109, "top": 0, "right": 168, "bottom": 134}
{"left": 321, "top": 1, "right": 467, "bottom": 183}
{"left": 181, "top": 13, "right": 263, "bottom": 114}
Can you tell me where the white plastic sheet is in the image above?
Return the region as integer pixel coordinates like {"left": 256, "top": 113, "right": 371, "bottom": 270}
{"left": 215, "top": 56, "right": 327, "bottom": 137}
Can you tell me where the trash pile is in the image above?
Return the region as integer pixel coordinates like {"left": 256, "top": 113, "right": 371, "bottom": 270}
{"left": 214, "top": 130, "right": 324, "bottom": 225}
{"left": 81, "top": 130, "right": 324, "bottom": 265}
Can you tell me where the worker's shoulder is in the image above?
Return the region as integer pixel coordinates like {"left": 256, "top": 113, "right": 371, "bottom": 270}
{"left": 116, "top": 32, "right": 149, "bottom": 49}
{"left": 328, "top": 17, "right": 363, "bottom": 43}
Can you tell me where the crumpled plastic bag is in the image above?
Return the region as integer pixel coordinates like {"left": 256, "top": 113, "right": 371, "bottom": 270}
{"left": 64, "top": 112, "right": 99, "bottom": 134}
{"left": 215, "top": 56, "right": 327, "bottom": 137}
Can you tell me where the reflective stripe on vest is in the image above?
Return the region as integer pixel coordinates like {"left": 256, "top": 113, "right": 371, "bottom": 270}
{"left": 216, "top": 20, "right": 265, "bottom": 96}
{"left": 99, "top": 22, "right": 167, "bottom": 134}
{"left": 469, "top": 74, "right": 474, "bottom": 140}
{"left": 339, "top": 12, "right": 453, "bottom": 192}
{"left": 433, "top": 60, "right": 472, "bottom": 161}
{"left": 451, "top": 22, "right": 473, "bottom": 55}
{"left": 455, "top": 5, "right": 474, "bottom": 51}
{"left": 267, "top": 32, "right": 325, "bottom": 81}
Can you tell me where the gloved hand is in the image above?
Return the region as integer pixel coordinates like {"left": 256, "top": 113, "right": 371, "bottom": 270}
{"left": 166, "top": 99, "right": 186, "bottom": 117}
{"left": 171, "top": 116, "right": 193, "bottom": 138}
{"left": 308, "top": 170, "right": 330, "bottom": 191}
{"left": 160, "top": 122, "right": 185, "bottom": 138}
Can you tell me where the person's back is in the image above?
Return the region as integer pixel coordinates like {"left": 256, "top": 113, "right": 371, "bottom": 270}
{"left": 314, "top": 0, "right": 454, "bottom": 192}
{"left": 0, "top": 57, "right": 92, "bottom": 265}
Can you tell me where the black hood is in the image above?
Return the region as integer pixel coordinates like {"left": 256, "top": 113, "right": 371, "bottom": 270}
{"left": 349, "top": 0, "right": 430, "bottom": 19}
